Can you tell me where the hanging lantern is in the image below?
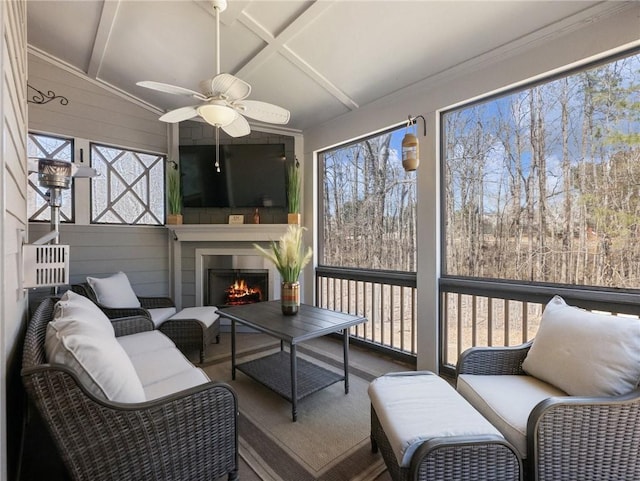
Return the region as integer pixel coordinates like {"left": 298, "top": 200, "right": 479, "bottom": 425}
{"left": 401, "top": 115, "right": 425, "bottom": 172}
{"left": 402, "top": 131, "right": 419, "bottom": 171}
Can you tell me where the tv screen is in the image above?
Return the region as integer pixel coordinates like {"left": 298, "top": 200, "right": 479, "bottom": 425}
{"left": 180, "top": 144, "right": 287, "bottom": 208}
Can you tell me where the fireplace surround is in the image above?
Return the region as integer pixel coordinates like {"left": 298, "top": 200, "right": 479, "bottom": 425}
{"left": 167, "top": 224, "right": 293, "bottom": 310}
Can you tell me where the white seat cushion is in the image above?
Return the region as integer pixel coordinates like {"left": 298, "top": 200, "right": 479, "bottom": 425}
{"left": 128, "top": 346, "right": 198, "bottom": 386}
{"left": 144, "top": 368, "right": 210, "bottom": 400}
{"left": 120, "top": 331, "right": 210, "bottom": 400}
{"left": 117, "top": 330, "right": 176, "bottom": 357}
{"left": 86, "top": 271, "right": 141, "bottom": 308}
{"left": 169, "top": 306, "right": 219, "bottom": 328}
{"left": 522, "top": 295, "right": 640, "bottom": 396}
{"left": 368, "top": 372, "right": 503, "bottom": 468}
{"left": 149, "top": 307, "right": 178, "bottom": 328}
{"left": 457, "top": 374, "right": 567, "bottom": 459}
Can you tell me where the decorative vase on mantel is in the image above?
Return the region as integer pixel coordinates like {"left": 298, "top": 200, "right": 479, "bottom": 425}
{"left": 167, "top": 213, "right": 183, "bottom": 225}
{"left": 287, "top": 213, "right": 301, "bottom": 225}
{"left": 281, "top": 281, "right": 300, "bottom": 315}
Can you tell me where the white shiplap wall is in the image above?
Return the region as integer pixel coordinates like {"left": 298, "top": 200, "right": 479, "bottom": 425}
{"left": 28, "top": 223, "right": 171, "bottom": 297}
{"left": 1, "top": 1, "right": 28, "bottom": 480}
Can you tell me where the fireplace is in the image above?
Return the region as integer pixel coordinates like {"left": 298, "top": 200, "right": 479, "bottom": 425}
{"left": 208, "top": 269, "right": 269, "bottom": 307}
{"left": 189, "top": 238, "right": 288, "bottom": 308}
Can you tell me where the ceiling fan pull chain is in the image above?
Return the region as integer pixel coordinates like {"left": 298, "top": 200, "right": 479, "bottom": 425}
{"left": 215, "top": 127, "right": 221, "bottom": 172}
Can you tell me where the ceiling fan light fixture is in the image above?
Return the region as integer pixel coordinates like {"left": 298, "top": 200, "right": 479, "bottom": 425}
{"left": 138, "top": 0, "right": 288, "bottom": 135}
{"left": 197, "top": 104, "right": 237, "bottom": 127}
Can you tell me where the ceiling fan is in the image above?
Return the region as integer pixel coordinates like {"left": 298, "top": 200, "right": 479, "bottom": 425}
{"left": 136, "top": 0, "right": 290, "bottom": 140}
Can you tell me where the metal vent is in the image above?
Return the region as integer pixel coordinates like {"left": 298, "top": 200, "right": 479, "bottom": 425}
{"left": 23, "top": 244, "right": 70, "bottom": 288}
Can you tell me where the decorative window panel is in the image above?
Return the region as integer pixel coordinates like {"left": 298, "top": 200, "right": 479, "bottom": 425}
{"left": 27, "top": 133, "right": 74, "bottom": 222}
{"left": 90, "top": 143, "right": 165, "bottom": 225}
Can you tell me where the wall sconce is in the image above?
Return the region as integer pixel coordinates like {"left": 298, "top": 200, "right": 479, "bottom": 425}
{"left": 402, "top": 115, "right": 426, "bottom": 172}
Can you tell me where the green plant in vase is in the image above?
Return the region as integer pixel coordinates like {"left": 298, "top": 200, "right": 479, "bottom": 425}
{"left": 167, "top": 168, "right": 183, "bottom": 224}
{"left": 254, "top": 225, "right": 312, "bottom": 314}
{"left": 287, "top": 161, "right": 301, "bottom": 224}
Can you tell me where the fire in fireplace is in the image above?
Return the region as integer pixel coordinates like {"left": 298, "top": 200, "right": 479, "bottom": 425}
{"left": 208, "top": 269, "right": 269, "bottom": 307}
{"left": 225, "top": 278, "right": 262, "bottom": 305}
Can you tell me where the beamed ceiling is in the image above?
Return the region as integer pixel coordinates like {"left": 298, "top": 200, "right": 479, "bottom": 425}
{"left": 26, "top": 1, "right": 634, "bottom": 132}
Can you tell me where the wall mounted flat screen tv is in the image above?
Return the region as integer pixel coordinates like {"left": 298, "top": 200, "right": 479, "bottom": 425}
{"left": 180, "top": 144, "right": 287, "bottom": 208}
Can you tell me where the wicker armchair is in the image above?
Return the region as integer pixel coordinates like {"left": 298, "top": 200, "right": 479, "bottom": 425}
{"left": 22, "top": 297, "right": 239, "bottom": 481}
{"left": 72, "top": 282, "right": 220, "bottom": 363}
{"left": 71, "top": 282, "right": 175, "bottom": 319}
{"left": 457, "top": 344, "right": 640, "bottom": 481}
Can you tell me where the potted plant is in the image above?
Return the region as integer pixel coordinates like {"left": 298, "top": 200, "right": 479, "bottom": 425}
{"left": 287, "top": 161, "right": 301, "bottom": 225}
{"left": 254, "top": 225, "right": 312, "bottom": 315}
{"left": 167, "top": 168, "right": 182, "bottom": 225}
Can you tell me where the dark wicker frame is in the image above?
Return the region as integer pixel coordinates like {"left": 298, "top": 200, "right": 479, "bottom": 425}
{"left": 22, "top": 297, "right": 239, "bottom": 481}
{"left": 70, "top": 283, "right": 175, "bottom": 319}
{"left": 370, "top": 406, "right": 522, "bottom": 481}
{"left": 72, "top": 283, "right": 220, "bottom": 363}
{"left": 457, "top": 343, "right": 640, "bottom": 481}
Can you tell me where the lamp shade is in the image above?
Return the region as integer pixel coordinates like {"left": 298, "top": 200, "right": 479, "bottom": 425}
{"left": 402, "top": 133, "right": 419, "bottom": 171}
{"left": 197, "top": 104, "right": 237, "bottom": 127}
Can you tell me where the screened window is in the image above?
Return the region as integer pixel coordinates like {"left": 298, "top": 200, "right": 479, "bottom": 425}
{"left": 442, "top": 50, "right": 640, "bottom": 288}
{"left": 319, "top": 126, "right": 416, "bottom": 271}
{"left": 27, "top": 133, "right": 74, "bottom": 222}
{"left": 90, "top": 143, "right": 165, "bottom": 225}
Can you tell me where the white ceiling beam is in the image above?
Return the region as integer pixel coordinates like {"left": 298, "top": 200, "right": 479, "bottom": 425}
{"left": 234, "top": 0, "right": 358, "bottom": 111}
{"left": 87, "top": 0, "right": 120, "bottom": 78}
{"left": 280, "top": 46, "right": 359, "bottom": 110}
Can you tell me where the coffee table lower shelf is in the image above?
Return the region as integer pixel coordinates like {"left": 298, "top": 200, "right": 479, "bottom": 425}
{"left": 236, "top": 350, "right": 344, "bottom": 402}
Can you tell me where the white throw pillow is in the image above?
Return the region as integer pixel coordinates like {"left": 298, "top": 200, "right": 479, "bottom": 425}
{"left": 522, "top": 295, "right": 640, "bottom": 397}
{"left": 87, "top": 271, "right": 141, "bottom": 308}
{"left": 54, "top": 290, "right": 114, "bottom": 337}
{"left": 46, "top": 326, "right": 146, "bottom": 403}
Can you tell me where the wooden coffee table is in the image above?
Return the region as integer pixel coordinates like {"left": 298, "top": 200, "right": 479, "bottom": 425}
{"left": 218, "top": 300, "right": 367, "bottom": 421}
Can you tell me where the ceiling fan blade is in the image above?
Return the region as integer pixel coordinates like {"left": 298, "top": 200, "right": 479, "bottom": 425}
{"left": 137, "top": 81, "right": 207, "bottom": 100}
{"left": 159, "top": 106, "right": 199, "bottom": 123}
{"left": 236, "top": 100, "right": 290, "bottom": 125}
{"left": 205, "top": 73, "right": 251, "bottom": 101}
{"left": 221, "top": 115, "right": 251, "bottom": 137}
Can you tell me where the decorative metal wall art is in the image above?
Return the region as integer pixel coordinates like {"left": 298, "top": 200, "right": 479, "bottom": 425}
{"left": 27, "top": 83, "right": 69, "bottom": 105}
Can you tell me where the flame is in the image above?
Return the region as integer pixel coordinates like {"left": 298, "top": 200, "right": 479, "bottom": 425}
{"left": 225, "top": 279, "right": 262, "bottom": 305}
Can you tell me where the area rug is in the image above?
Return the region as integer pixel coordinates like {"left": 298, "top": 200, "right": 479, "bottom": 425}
{"left": 202, "top": 337, "right": 402, "bottom": 481}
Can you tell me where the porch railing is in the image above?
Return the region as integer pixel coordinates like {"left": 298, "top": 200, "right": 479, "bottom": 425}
{"left": 315, "top": 266, "right": 417, "bottom": 359}
{"left": 440, "top": 277, "right": 640, "bottom": 374}
{"left": 314, "top": 271, "right": 639, "bottom": 371}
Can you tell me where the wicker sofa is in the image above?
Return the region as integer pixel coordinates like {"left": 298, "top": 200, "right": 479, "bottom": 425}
{"left": 22, "top": 293, "right": 238, "bottom": 481}
{"left": 456, "top": 296, "right": 640, "bottom": 481}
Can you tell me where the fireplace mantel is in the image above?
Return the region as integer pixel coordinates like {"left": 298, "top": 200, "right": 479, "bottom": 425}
{"left": 169, "top": 224, "right": 291, "bottom": 242}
